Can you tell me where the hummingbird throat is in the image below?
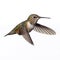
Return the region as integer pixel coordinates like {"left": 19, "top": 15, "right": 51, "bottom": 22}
{"left": 27, "top": 22, "right": 34, "bottom": 31}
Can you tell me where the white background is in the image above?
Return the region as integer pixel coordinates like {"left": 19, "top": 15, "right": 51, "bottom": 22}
{"left": 0, "top": 0, "right": 60, "bottom": 60}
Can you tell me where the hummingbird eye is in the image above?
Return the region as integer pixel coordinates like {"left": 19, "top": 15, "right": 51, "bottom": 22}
{"left": 33, "top": 16, "right": 37, "bottom": 18}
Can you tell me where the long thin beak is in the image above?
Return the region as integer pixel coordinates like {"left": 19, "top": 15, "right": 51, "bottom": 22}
{"left": 40, "top": 17, "right": 50, "bottom": 19}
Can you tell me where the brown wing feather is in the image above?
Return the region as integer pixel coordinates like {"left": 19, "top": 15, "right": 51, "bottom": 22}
{"left": 34, "top": 23, "right": 56, "bottom": 35}
{"left": 21, "top": 26, "right": 34, "bottom": 45}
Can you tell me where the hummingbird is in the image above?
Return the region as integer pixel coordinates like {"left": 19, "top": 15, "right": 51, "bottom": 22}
{"left": 5, "top": 14, "right": 56, "bottom": 45}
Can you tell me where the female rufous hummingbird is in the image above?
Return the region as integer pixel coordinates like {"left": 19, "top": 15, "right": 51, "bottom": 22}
{"left": 5, "top": 14, "right": 56, "bottom": 45}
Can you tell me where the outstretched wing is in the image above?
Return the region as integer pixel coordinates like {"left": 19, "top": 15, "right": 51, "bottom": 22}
{"left": 34, "top": 23, "right": 56, "bottom": 35}
{"left": 21, "top": 26, "right": 34, "bottom": 45}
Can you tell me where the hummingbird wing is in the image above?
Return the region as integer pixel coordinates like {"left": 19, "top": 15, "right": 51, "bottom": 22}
{"left": 22, "top": 26, "right": 34, "bottom": 45}
{"left": 34, "top": 23, "right": 56, "bottom": 35}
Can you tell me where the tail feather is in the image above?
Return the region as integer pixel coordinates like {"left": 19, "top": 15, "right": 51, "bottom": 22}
{"left": 4, "top": 31, "right": 15, "bottom": 37}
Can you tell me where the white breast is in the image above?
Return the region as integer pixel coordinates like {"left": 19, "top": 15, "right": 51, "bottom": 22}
{"left": 27, "top": 22, "right": 34, "bottom": 30}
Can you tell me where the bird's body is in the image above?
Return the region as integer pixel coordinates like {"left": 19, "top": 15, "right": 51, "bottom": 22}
{"left": 5, "top": 14, "right": 56, "bottom": 45}
{"left": 6, "top": 20, "right": 34, "bottom": 35}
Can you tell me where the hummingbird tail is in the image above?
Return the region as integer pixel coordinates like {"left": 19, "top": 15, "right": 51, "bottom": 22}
{"left": 4, "top": 31, "right": 16, "bottom": 37}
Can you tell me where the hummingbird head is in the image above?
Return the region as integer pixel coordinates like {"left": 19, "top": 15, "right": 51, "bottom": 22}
{"left": 27, "top": 14, "right": 50, "bottom": 24}
{"left": 28, "top": 14, "right": 40, "bottom": 20}
{"left": 27, "top": 14, "right": 40, "bottom": 24}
